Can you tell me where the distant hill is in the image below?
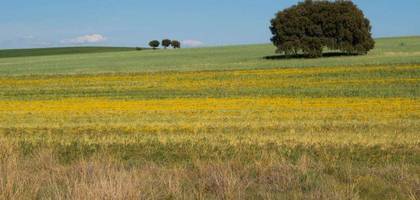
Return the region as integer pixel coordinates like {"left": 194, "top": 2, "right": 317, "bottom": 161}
{"left": 0, "top": 47, "right": 142, "bottom": 58}
{"left": 1, "top": 36, "right": 419, "bottom": 76}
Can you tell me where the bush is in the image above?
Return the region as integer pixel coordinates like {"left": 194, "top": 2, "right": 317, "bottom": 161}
{"left": 162, "top": 39, "right": 172, "bottom": 49}
{"left": 171, "top": 40, "right": 181, "bottom": 49}
{"left": 149, "top": 40, "right": 160, "bottom": 50}
{"left": 270, "top": 0, "right": 375, "bottom": 58}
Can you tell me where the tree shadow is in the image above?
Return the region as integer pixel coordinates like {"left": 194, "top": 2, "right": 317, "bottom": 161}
{"left": 263, "top": 52, "right": 359, "bottom": 60}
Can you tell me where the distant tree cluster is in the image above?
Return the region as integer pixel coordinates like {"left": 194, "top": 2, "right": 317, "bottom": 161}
{"left": 270, "top": 0, "right": 375, "bottom": 58}
{"left": 149, "top": 39, "right": 181, "bottom": 50}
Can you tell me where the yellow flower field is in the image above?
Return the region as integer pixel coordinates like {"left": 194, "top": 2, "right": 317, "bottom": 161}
{"left": 1, "top": 65, "right": 418, "bottom": 94}
{"left": 1, "top": 97, "right": 419, "bottom": 146}
{"left": 1, "top": 97, "right": 418, "bottom": 115}
{"left": 0, "top": 64, "right": 419, "bottom": 199}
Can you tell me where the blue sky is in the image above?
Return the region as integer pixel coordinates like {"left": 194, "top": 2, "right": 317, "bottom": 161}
{"left": 1, "top": 0, "right": 420, "bottom": 49}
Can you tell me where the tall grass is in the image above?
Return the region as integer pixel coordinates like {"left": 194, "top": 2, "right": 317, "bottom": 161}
{"left": 1, "top": 140, "right": 419, "bottom": 199}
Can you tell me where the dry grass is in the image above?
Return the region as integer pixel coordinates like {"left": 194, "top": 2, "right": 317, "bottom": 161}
{"left": 1, "top": 146, "right": 418, "bottom": 200}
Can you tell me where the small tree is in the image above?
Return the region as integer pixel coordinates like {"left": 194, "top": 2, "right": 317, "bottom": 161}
{"left": 149, "top": 40, "right": 160, "bottom": 50}
{"left": 162, "top": 39, "right": 172, "bottom": 49}
{"left": 171, "top": 40, "right": 181, "bottom": 49}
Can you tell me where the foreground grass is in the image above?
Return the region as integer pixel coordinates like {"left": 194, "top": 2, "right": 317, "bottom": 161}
{"left": 1, "top": 36, "right": 420, "bottom": 76}
{"left": 1, "top": 143, "right": 419, "bottom": 199}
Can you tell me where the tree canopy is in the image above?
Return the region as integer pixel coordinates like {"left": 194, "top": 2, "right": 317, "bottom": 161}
{"left": 162, "top": 39, "right": 172, "bottom": 49}
{"left": 171, "top": 40, "right": 181, "bottom": 49}
{"left": 270, "top": 0, "right": 375, "bottom": 58}
{"left": 149, "top": 40, "right": 160, "bottom": 49}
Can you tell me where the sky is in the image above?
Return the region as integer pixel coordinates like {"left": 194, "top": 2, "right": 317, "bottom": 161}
{"left": 1, "top": 0, "right": 420, "bottom": 49}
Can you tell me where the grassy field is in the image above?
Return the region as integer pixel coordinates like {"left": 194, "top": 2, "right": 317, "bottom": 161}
{"left": 0, "top": 36, "right": 420, "bottom": 76}
{"left": 0, "top": 36, "right": 419, "bottom": 199}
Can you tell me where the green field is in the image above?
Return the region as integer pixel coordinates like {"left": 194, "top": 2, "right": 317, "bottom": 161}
{"left": 0, "top": 36, "right": 419, "bottom": 199}
{"left": 1, "top": 36, "right": 420, "bottom": 76}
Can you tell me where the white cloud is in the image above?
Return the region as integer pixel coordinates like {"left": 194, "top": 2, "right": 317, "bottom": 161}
{"left": 61, "top": 34, "right": 107, "bottom": 44}
{"left": 22, "top": 35, "right": 35, "bottom": 39}
{"left": 182, "top": 40, "right": 204, "bottom": 47}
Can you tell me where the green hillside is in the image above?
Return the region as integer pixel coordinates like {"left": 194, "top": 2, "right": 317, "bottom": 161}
{"left": 0, "top": 46, "right": 137, "bottom": 59}
{"left": 0, "top": 36, "right": 420, "bottom": 76}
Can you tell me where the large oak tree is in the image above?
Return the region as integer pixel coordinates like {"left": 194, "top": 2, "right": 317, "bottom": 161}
{"left": 270, "top": 0, "right": 375, "bottom": 58}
